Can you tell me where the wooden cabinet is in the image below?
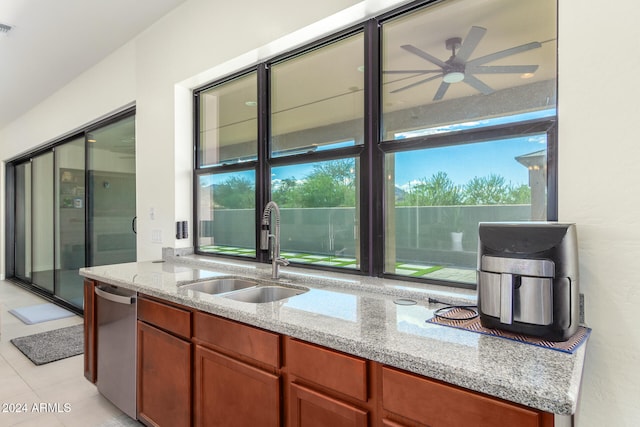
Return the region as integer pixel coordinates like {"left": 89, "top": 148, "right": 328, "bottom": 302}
{"left": 83, "top": 279, "right": 96, "bottom": 383}
{"left": 194, "top": 344, "right": 281, "bottom": 426}
{"left": 381, "top": 366, "right": 554, "bottom": 427}
{"left": 285, "top": 338, "right": 370, "bottom": 427}
{"left": 193, "top": 311, "right": 282, "bottom": 427}
{"left": 137, "top": 296, "right": 192, "bottom": 427}
{"left": 289, "top": 382, "right": 368, "bottom": 427}
{"left": 104, "top": 291, "right": 555, "bottom": 427}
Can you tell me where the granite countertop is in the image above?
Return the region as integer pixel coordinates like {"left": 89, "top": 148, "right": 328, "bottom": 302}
{"left": 79, "top": 253, "right": 586, "bottom": 416}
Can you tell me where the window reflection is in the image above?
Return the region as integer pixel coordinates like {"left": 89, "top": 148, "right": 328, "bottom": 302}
{"left": 271, "top": 33, "right": 364, "bottom": 157}
{"left": 381, "top": 0, "right": 557, "bottom": 140}
{"left": 199, "top": 73, "right": 258, "bottom": 167}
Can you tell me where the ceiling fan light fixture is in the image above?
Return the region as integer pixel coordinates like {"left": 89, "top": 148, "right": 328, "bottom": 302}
{"left": 443, "top": 71, "right": 464, "bottom": 84}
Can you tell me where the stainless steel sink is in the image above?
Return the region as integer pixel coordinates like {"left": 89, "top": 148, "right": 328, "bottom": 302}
{"left": 179, "top": 278, "right": 258, "bottom": 294}
{"left": 222, "top": 285, "right": 308, "bottom": 303}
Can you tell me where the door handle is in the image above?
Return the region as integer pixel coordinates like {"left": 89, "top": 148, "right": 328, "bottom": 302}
{"left": 131, "top": 216, "right": 137, "bottom": 234}
{"left": 95, "top": 286, "right": 136, "bottom": 305}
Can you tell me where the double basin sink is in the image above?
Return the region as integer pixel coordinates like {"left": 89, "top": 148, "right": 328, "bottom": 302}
{"left": 178, "top": 277, "right": 308, "bottom": 303}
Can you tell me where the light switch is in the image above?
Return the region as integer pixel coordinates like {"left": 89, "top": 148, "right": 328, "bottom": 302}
{"left": 151, "top": 229, "right": 162, "bottom": 243}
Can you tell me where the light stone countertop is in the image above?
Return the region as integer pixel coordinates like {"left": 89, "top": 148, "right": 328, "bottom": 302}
{"left": 79, "top": 253, "right": 587, "bottom": 416}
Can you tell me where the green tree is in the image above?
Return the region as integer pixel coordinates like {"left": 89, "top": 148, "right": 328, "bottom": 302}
{"left": 214, "top": 176, "right": 254, "bottom": 209}
{"left": 505, "top": 184, "right": 531, "bottom": 204}
{"left": 402, "top": 172, "right": 463, "bottom": 206}
{"left": 299, "top": 159, "right": 356, "bottom": 207}
{"left": 464, "top": 174, "right": 530, "bottom": 205}
{"left": 272, "top": 177, "right": 300, "bottom": 207}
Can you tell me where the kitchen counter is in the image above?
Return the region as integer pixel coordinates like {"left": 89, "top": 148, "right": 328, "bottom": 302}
{"left": 79, "top": 253, "right": 587, "bottom": 416}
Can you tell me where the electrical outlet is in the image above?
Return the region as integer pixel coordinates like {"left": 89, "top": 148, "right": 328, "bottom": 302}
{"left": 151, "top": 229, "right": 162, "bottom": 244}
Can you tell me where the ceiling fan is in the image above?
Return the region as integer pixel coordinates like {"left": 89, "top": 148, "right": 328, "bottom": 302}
{"left": 385, "top": 26, "right": 541, "bottom": 101}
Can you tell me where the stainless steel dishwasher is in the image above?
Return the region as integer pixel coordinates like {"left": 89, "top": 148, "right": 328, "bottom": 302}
{"left": 95, "top": 284, "right": 137, "bottom": 419}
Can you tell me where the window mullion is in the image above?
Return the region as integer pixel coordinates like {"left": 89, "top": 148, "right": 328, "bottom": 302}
{"left": 256, "top": 63, "right": 270, "bottom": 264}
{"left": 364, "top": 18, "right": 382, "bottom": 277}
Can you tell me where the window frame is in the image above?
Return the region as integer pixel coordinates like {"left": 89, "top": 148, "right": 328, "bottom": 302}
{"left": 192, "top": 0, "right": 558, "bottom": 289}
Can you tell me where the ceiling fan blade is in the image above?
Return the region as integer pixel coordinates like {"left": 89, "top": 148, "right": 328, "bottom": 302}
{"left": 390, "top": 74, "right": 442, "bottom": 94}
{"left": 466, "top": 41, "right": 542, "bottom": 66}
{"left": 383, "top": 69, "right": 441, "bottom": 74}
{"left": 401, "top": 44, "right": 448, "bottom": 69}
{"left": 463, "top": 74, "right": 494, "bottom": 95}
{"left": 433, "top": 81, "right": 450, "bottom": 101}
{"left": 456, "top": 26, "right": 487, "bottom": 62}
{"left": 466, "top": 64, "right": 539, "bottom": 74}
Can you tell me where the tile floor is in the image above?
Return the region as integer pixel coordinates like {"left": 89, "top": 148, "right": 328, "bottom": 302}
{"left": 0, "top": 280, "right": 138, "bottom": 427}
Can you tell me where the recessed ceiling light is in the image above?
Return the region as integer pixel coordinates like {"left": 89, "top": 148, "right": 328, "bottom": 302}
{"left": 357, "top": 65, "right": 365, "bottom": 72}
{"left": 245, "top": 101, "right": 257, "bottom": 107}
{"left": 521, "top": 72, "right": 535, "bottom": 79}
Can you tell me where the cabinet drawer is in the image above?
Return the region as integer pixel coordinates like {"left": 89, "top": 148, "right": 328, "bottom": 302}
{"left": 193, "top": 312, "right": 280, "bottom": 368}
{"left": 286, "top": 338, "right": 368, "bottom": 401}
{"left": 137, "top": 296, "right": 192, "bottom": 339}
{"left": 382, "top": 366, "right": 550, "bottom": 427}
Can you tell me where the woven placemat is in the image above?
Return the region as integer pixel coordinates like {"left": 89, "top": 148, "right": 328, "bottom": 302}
{"left": 427, "top": 308, "right": 590, "bottom": 354}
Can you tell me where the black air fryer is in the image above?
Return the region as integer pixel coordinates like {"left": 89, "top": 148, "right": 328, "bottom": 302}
{"left": 477, "top": 222, "right": 579, "bottom": 341}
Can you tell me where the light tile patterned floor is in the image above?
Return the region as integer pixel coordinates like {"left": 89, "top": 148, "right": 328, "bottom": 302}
{"left": 0, "top": 281, "right": 139, "bottom": 427}
{"left": 201, "top": 245, "right": 477, "bottom": 282}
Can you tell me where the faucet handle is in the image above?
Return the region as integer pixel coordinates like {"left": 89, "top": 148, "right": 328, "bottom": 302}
{"left": 260, "top": 226, "right": 271, "bottom": 250}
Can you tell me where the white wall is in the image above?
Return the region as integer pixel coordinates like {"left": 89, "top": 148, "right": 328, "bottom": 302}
{"left": 0, "top": 0, "right": 639, "bottom": 425}
{"left": 558, "top": 1, "right": 640, "bottom": 425}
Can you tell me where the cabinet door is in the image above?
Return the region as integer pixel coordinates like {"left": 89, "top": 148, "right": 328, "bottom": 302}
{"left": 137, "top": 321, "right": 192, "bottom": 427}
{"left": 382, "top": 366, "right": 553, "bottom": 427}
{"left": 83, "top": 280, "right": 96, "bottom": 383}
{"left": 289, "top": 382, "right": 368, "bottom": 427}
{"left": 194, "top": 344, "right": 280, "bottom": 427}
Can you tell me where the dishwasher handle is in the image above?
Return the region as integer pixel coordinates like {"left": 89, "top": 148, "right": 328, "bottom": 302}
{"left": 95, "top": 286, "right": 136, "bottom": 305}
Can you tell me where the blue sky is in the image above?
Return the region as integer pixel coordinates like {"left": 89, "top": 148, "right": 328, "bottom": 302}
{"left": 393, "top": 134, "right": 546, "bottom": 188}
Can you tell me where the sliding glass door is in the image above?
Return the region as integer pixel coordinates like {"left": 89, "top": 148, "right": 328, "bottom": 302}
{"left": 32, "top": 152, "right": 55, "bottom": 293}
{"left": 55, "top": 137, "right": 86, "bottom": 307}
{"left": 88, "top": 115, "right": 137, "bottom": 266}
{"left": 8, "top": 111, "right": 136, "bottom": 311}
{"left": 14, "top": 162, "right": 31, "bottom": 281}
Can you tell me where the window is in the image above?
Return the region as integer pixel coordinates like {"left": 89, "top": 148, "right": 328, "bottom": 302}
{"left": 379, "top": 0, "right": 556, "bottom": 285}
{"left": 272, "top": 158, "right": 359, "bottom": 268}
{"left": 268, "top": 33, "right": 364, "bottom": 268}
{"left": 196, "top": 71, "right": 259, "bottom": 256}
{"left": 196, "top": 169, "right": 256, "bottom": 256}
{"left": 194, "top": 0, "right": 557, "bottom": 288}
{"left": 195, "top": 31, "right": 365, "bottom": 270}
{"left": 384, "top": 128, "right": 551, "bottom": 284}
